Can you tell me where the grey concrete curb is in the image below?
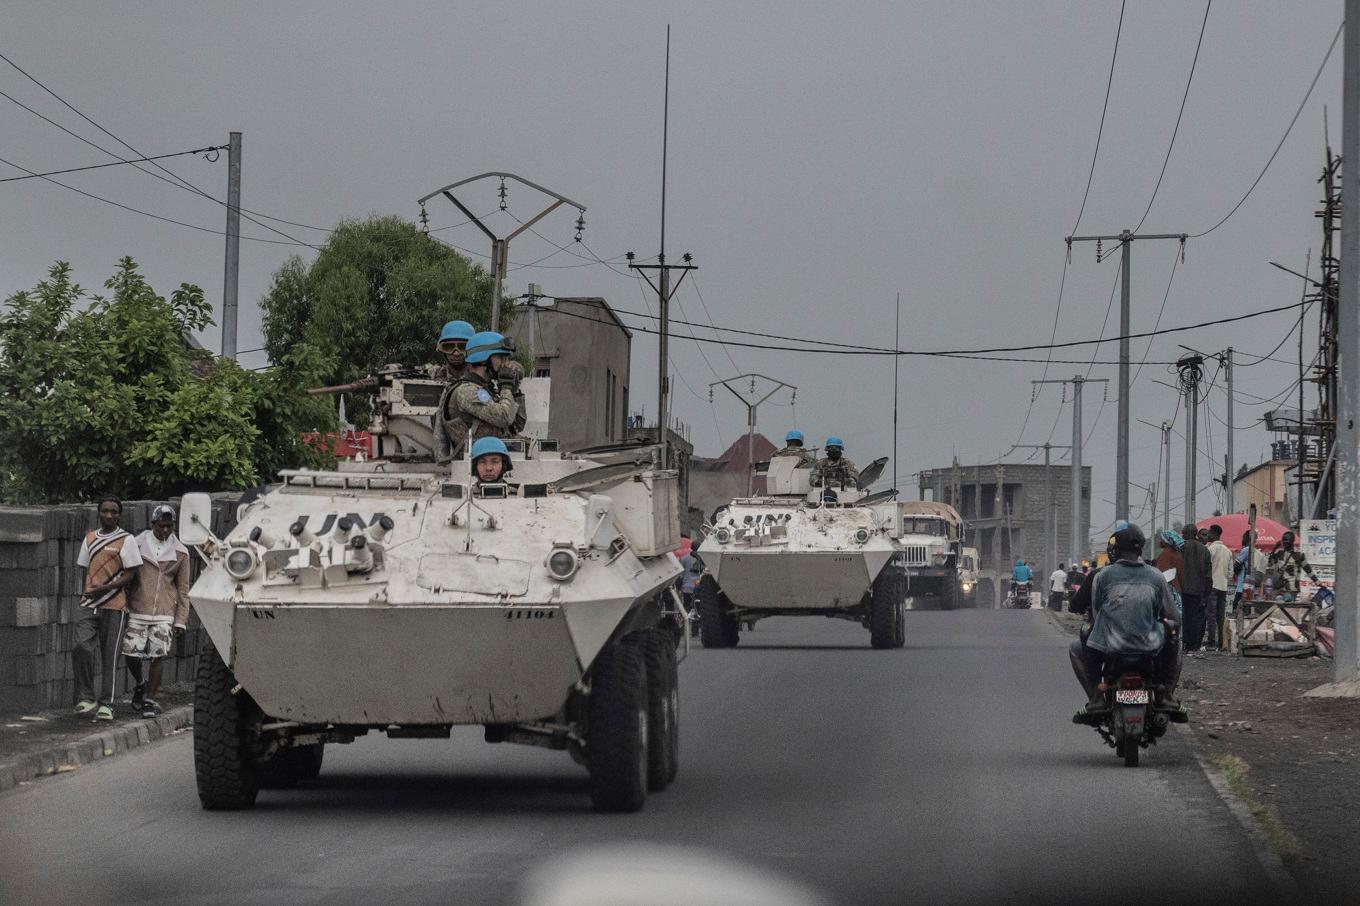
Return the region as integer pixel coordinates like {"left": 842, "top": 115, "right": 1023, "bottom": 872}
{"left": 0, "top": 704, "right": 192, "bottom": 792}
{"left": 1195, "top": 754, "right": 1302, "bottom": 899}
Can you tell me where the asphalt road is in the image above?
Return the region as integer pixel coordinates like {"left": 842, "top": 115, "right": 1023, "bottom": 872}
{"left": 0, "top": 610, "right": 1283, "bottom": 906}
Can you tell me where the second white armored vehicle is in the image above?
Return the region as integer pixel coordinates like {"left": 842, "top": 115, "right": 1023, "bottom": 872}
{"left": 694, "top": 455, "right": 905, "bottom": 648}
{"left": 181, "top": 374, "right": 684, "bottom": 814}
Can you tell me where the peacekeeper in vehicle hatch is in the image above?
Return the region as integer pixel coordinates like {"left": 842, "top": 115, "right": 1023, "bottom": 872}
{"left": 811, "top": 436, "right": 858, "bottom": 488}
{"left": 771, "top": 429, "right": 813, "bottom": 465}
{"left": 438, "top": 330, "right": 524, "bottom": 461}
{"left": 469, "top": 436, "right": 513, "bottom": 486}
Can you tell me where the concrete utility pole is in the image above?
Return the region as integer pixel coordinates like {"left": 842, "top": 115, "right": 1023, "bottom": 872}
{"left": 1226, "top": 346, "right": 1234, "bottom": 509}
{"left": 709, "top": 374, "right": 797, "bottom": 496}
{"left": 417, "top": 173, "right": 586, "bottom": 332}
{"left": 1334, "top": 0, "right": 1359, "bottom": 683}
{"left": 1066, "top": 231, "right": 1187, "bottom": 523}
{"left": 1034, "top": 375, "right": 1107, "bottom": 566}
{"left": 1177, "top": 354, "right": 1205, "bottom": 525}
{"left": 221, "top": 131, "right": 241, "bottom": 360}
{"left": 1011, "top": 441, "right": 1072, "bottom": 576}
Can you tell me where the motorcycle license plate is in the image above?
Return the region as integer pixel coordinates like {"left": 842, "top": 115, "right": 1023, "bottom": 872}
{"left": 1114, "top": 689, "right": 1149, "bottom": 705}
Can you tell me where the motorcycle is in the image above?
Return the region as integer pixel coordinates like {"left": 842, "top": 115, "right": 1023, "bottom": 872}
{"left": 1089, "top": 654, "right": 1171, "bottom": 768}
{"left": 1005, "top": 580, "right": 1032, "bottom": 609}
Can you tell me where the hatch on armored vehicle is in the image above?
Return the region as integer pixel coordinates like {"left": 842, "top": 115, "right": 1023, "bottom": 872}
{"left": 693, "top": 454, "right": 906, "bottom": 649}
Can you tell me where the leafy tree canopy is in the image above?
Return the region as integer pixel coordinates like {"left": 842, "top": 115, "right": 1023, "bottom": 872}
{"left": 261, "top": 215, "right": 506, "bottom": 391}
{"left": 0, "top": 258, "right": 336, "bottom": 504}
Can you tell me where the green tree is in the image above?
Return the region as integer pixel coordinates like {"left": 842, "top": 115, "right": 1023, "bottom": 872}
{"left": 0, "top": 258, "right": 336, "bottom": 504}
{"left": 260, "top": 215, "right": 503, "bottom": 391}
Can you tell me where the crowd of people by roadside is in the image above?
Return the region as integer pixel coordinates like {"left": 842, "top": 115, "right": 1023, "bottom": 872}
{"left": 73, "top": 497, "right": 190, "bottom": 722}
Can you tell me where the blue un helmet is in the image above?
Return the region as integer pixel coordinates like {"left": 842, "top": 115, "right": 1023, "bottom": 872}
{"left": 470, "top": 436, "right": 511, "bottom": 478}
{"left": 437, "top": 320, "right": 475, "bottom": 351}
{"left": 825, "top": 436, "right": 845, "bottom": 450}
{"left": 786, "top": 430, "right": 804, "bottom": 445}
{"left": 465, "top": 331, "right": 511, "bottom": 364}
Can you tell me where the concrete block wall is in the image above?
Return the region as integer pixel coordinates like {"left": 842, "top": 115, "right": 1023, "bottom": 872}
{"left": 0, "top": 496, "right": 240, "bottom": 712}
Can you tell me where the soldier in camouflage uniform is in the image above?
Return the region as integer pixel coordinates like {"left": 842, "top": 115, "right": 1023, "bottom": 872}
{"left": 812, "top": 436, "right": 858, "bottom": 488}
{"left": 772, "top": 429, "right": 813, "bottom": 465}
{"left": 438, "top": 330, "right": 524, "bottom": 462}
{"left": 434, "top": 320, "right": 476, "bottom": 463}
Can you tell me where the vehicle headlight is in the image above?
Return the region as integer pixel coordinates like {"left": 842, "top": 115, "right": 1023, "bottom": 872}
{"left": 854, "top": 528, "right": 871, "bottom": 544}
{"left": 546, "top": 548, "right": 580, "bottom": 581}
{"left": 715, "top": 528, "right": 732, "bottom": 545}
{"left": 225, "top": 547, "right": 257, "bottom": 580}
{"left": 962, "top": 581, "right": 974, "bottom": 592}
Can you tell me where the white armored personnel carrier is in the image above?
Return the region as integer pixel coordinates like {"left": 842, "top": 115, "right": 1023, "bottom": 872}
{"left": 693, "top": 455, "right": 905, "bottom": 648}
{"left": 180, "top": 374, "right": 684, "bottom": 813}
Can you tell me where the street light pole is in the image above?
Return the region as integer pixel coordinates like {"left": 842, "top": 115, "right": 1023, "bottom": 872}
{"left": 417, "top": 172, "right": 586, "bottom": 332}
{"left": 1034, "top": 375, "right": 1108, "bottom": 566}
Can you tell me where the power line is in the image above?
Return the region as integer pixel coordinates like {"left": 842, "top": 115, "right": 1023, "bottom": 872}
{"left": 0, "top": 153, "right": 299, "bottom": 244}
{"left": 0, "top": 145, "right": 226, "bottom": 183}
{"left": 1070, "top": 0, "right": 1126, "bottom": 235}
{"left": 1133, "top": 0, "right": 1211, "bottom": 232}
{"left": 1189, "top": 19, "right": 1343, "bottom": 238}
{"left": 0, "top": 51, "right": 317, "bottom": 248}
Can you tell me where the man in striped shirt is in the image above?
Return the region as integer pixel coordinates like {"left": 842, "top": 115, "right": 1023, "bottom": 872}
{"left": 73, "top": 496, "right": 143, "bottom": 721}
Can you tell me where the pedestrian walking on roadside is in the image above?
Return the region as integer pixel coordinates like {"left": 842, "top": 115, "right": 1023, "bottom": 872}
{"left": 680, "top": 544, "right": 703, "bottom": 639}
{"left": 73, "top": 496, "right": 143, "bottom": 720}
{"left": 1153, "top": 531, "right": 1185, "bottom": 613}
{"left": 1048, "top": 563, "right": 1067, "bottom": 611}
{"left": 1205, "top": 524, "right": 1233, "bottom": 651}
{"left": 1178, "top": 527, "right": 1212, "bottom": 653}
{"left": 1233, "top": 530, "right": 1265, "bottom": 610}
{"left": 124, "top": 505, "right": 191, "bottom": 718}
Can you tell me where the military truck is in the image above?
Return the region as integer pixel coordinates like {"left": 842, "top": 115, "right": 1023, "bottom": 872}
{"left": 890, "top": 501, "right": 967, "bottom": 609}
{"left": 694, "top": 455, "right": 905, "bottom": 648}
{"left": 183, "top": 373, "right": 683, "bottom": 813}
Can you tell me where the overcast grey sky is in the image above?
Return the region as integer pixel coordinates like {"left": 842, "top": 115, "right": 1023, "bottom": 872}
{"left": 1, "top": 1, "right": 1344, "bottom": 536}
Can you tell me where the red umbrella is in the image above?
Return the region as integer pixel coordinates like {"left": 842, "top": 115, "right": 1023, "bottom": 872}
{"left": 1195, "top": 513, "right": 1288, "bottom": 551}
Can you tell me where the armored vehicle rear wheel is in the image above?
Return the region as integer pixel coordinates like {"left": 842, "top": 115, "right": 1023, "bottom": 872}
{"left": 631, "top": 628, "right": 679, "bottom": 791}
{"left": 588, "top": 640, "right": 650, "bottom": 813}
{"left": 870, "top": 572, "right": 906, "bottom": 649}
{"left": 696, "top": 575, "right": 739, "bottom": 648}
{"left": 193, "top": 640, "right": 260, "bottom": 810}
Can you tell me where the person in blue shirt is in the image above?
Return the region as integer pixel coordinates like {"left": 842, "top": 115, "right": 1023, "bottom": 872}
{"left": 1011, "top": 559, "right": 1032, "bottom": 584}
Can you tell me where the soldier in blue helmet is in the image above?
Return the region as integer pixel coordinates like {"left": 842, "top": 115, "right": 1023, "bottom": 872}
{"left": 470, "top": 436, "right": 512, "bottom": 484}
{"left": 812, "top": 436, "right": 858, "bottom": 488}
{"left": 434, "top": 320, "right": 478, "bottom": 463}
{"left": 437, "top": 330, "right": 524, "bottom": 462}
{"left": 772, "top": 429, "right": 812, "bottom": 464}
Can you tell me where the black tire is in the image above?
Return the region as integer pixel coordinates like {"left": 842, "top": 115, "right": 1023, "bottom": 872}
{"left": 940, "top": 581, "right": 958, "bottom": 611}
{"left": 294, "top": 742, "right": 325, "bottom": 780}
{"left": 193, "top": 640, "right": 260, "bottom": 810}
{"left": 697, "top": 575, "right": 739, "bottom": 648}
{"left": 1123, "top": 735, "right": 1141, "bottom": 768}
{"left": 587, "top": 641, "right": 649, "bottom": 812}
{"left": 631, "top": 629, "right": 678, "bottom": 792}
{"left": 870, "top": 572, "right": 904, "bottom": 649}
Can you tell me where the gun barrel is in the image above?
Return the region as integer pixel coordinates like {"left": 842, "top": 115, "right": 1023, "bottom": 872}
{"left": 305, "top": 376, "right": 381, "bottom": 395}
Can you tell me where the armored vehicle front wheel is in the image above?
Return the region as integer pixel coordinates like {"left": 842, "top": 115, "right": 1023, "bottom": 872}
{"left": 630, "top": 628, "right": 679, "bottom": 791}
{"left": 696, "top": 575, "right": 740, "bottom": 648}
{"left": 869, "top": 572, "right": 906, "bottom": 649}
{"left": 193, "top": 640, "right": 260, "bottom": 810}
{"left": 587, "top": 640, "right": 650, "bottom": 813}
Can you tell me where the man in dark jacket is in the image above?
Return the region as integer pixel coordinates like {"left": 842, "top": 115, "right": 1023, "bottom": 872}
{"left": 1178, "top": 528, "right": 1213, "bottom": 652}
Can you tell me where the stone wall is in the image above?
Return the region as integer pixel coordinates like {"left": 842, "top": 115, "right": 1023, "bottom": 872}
{"left": 0, "top": 497, "right": 239, "bottom": 712}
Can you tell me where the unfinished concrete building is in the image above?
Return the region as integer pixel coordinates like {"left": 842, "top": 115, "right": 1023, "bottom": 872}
{"left": 918, "top": 459, "right": 1092, "bottom": 580}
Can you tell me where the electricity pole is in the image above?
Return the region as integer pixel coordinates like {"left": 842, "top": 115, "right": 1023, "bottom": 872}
{"left": 709, "top": 374, "right": 797, "bottom": 495}
{"left": 1138, "top": 417, "right": 1175, "bottom": 532}
{"left": 1066, "top": 231, "right": 1187, "bottom": 523}
{"left": 1177, "top": 354, "right": 1205, "bottom": 525}
{"left": 221, "top": 131, "right": 241, "bottom": 360}
{"left": 1334, "top": 0, "right": 1359, "bottom": 684}
{"left": 417, "top": 173, "right": 586, "bottom": 332}
{"left": 1033, "top": 375, "right": 1107, "bottom": 566}
{"left": 1011, "top": 441, "right": 1072, "bottom": 576}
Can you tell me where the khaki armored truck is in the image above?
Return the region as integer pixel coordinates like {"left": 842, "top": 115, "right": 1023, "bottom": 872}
{"left": 890, "top": 501, "right": 967, "bottom": 609}
{"left": 694, "top": 455, "right": 905, "bottom": 648}
{"left": 183, "top": 374, "right": 683, "bottom": 814}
